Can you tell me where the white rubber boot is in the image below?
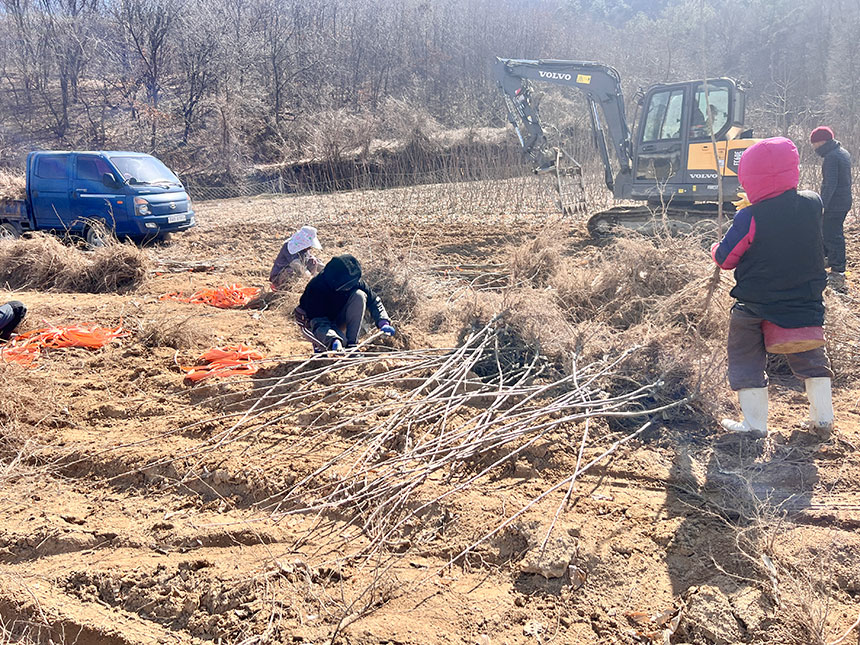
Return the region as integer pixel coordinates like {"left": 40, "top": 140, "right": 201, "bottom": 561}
{"left": 721, "top": 388, "right": 768, "bottom": 438}
{"left": 804, "top": 377, "right": 834, "bottom": 438}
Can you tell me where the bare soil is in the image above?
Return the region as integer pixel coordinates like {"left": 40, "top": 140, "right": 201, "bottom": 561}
{"left": 1, "top": 186, "right": 859, "bottom": 644}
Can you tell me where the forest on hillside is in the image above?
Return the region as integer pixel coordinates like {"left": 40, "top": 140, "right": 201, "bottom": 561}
{"left": 0, "top": 0, "right": 857, "bottom": 187}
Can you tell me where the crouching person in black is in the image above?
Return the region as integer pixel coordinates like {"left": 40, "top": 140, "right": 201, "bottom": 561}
{"left": 0, "top": 301, "right": 27, "bottom": 341}
{"left": 294, "top": 255, "right": 395, "bottom": 352}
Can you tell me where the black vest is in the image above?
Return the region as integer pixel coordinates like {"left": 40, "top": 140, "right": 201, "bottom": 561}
{"left": 731, "top": 189, "right": 827, "bottom": 328}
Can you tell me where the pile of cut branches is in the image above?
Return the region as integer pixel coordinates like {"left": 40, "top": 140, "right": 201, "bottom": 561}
{"left": 148, "top": 320, "right": 692, "bottom": 568}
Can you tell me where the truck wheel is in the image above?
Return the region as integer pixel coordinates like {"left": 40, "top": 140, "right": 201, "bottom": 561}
{"left": 0, "top": 223, "right": 20, "bottom": 240}
{"left": 85, "top": 223, "right": 108, "bottom": 248}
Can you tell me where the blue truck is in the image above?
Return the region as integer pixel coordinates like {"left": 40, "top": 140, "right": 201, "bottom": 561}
{"left": 0, "top": 151, "right": 196, "bottom": 245}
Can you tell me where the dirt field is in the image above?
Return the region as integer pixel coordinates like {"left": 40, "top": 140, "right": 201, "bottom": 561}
{"left": 1, "top": 185, "right": 859, "bottom": 645}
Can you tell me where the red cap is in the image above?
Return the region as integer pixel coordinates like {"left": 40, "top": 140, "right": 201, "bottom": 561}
{"left": 810, "top": 126, "right": 834, "bottom": 144}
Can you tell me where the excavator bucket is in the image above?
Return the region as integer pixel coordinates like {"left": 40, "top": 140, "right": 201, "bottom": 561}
{"left": 538, "top": 148, "right": 587, "bottom": 215}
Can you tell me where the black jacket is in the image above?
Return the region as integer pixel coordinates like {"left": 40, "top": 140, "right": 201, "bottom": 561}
{"left": 816, "top": 139, "right": 852, "bottom": 212}
{"left": 298, "top": 254, "right": 389, "bottom": 323}
{"left": 724, "top": 189, "right": 827, "bottom": 327}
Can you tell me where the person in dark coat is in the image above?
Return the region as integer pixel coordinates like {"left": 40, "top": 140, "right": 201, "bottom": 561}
{"left": 810, "top": 126, "right": 852, "bottom": 291}
{"left": 295, "top": 254, "right": 395, "bottom": 352}
{"left": 0, "top": 301, "right": 27, "bottom": 341}
{"left": 711, "top": 137, "right": 833, "bottom": 439}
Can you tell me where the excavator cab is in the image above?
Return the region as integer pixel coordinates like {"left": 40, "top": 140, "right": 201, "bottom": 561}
{"left": 630, "top": 78, "right": 752, "bottom": 203}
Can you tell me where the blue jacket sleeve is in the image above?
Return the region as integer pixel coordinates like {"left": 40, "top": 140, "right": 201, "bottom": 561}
{"left": 358, "top": 280, "right": 390, "bottom": 323}
{"left": 711, "top": 208, "right": 755, "bottom": 269}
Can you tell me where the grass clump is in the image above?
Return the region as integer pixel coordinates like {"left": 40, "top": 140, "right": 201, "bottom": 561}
{"left": 353, "top": 233, "right": 425, "bottom": 322}
{"left": 456, "top": 289, "right": 575, "bottom": 381}
{"left": 508, "top": 231, "right": 563, "bottom": 289}
{"left": 454, "top": 233, "right": 732, "bottom": 422}
{"left": 552, "top": 234, "right": 730, "bottom": 336}
{"left": 0, "top": 169, "right": 25, "bottom": 201}
{"left": 0, "top": 233, "right": 150, "bottom": 293}
{"left": 132, "top": 313, "right": 214, "bottom": 350}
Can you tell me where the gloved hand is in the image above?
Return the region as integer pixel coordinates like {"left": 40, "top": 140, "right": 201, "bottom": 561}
{"left": 378, "top": 320, "right": 396, "bottom": 336}
{"left": 732, "top": 191, "right": 751, "bottom": 210}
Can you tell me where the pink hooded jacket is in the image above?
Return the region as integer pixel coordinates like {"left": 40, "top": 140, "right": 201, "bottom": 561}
{"left": 710, "top": 136, "right": 826, "bottom": 329}
{"left": 737, "top": 137, "right": 800, "bottom": 204}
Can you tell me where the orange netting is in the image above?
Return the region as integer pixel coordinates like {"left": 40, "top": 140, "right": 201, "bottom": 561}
{"left": 159, "top": 284, "right": 261, "bottom": 309}
{"left": 1, "top": 325, "right": 128, "bottom": 367}
{"left": 181, "top": 344, "right": 265, "bottom": 382}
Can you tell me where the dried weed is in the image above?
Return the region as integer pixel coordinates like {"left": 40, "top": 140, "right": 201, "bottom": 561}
{"left": 355, "top": 234, "right": 424, "bottom": 322}
{"left": 132, "top": 313, "right": 215, "bottom": 350}
{"left": 0, "top": 233, "right": 149, "bottom": 293}
{"left": 456, "top": 289, "right": 574, "bottom": 380}
{"left": 508, "top": 231, "right": 563, "bottom": 288}
{"left": 822, "top": 290, "right": 860, "bottom": 385}
{"left": 553, "top": 234, "right": 730, "bottom": 336}
{"left": 0, "top": 364, "right": 65, "bottom": 486}
{"left": 456, "top": 234, "right": 731, "bottom": 420}
{"left": 0, "top": 168, "right": 25, "bottom": 201}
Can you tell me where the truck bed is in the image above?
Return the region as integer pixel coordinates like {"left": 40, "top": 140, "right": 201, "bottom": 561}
{"left": 0, "top": 199, "right": 27, "bottom": 222}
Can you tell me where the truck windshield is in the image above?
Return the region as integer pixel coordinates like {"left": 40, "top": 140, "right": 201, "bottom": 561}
{"left": 109, "top": 156, "right": 180, "bottom": 186}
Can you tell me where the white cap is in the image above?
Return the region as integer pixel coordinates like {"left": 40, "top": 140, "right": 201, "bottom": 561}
{"left": 286, "top": 225, "right": 322, "bottom": 254}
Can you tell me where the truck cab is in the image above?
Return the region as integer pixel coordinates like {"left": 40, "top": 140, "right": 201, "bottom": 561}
{"left": 7, "top": 151, "right": 195, "bottom": 244}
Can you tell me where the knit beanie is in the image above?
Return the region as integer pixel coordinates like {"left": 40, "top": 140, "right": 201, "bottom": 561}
{"left": 810, "top": 126, "right": 834, "bottom": 144}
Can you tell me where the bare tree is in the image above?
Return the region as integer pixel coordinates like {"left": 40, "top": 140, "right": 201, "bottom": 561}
{"left": 111, "top": 0, "right": 182, "bottom": 150}
{"left": 0, "top": 0, "right": 856, "bottom": 187}
{"left": 174, "top": 0, "right": 219, "bottom": 143}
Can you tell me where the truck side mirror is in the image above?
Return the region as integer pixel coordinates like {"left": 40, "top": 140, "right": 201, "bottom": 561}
{"left": 102, "top": 172, "right": 119, "bottom": 188}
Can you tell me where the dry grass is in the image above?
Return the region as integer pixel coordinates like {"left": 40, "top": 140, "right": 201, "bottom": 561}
{"left": 455, "top": 233, "right": 731, "bottom": 420}
{"left": 508, "top": 231, "right": 563, "bottom": 288}
{"left": 0, "top": 364, "right": 65, "bottom": 487}
{"left": 355, "top": 233, "right": 424, "bottom": 322}
{"left": 552, "top": 234, "right": 732, "bottom": 420}
{"left": 0, "top": 233, "right": 150, "bottom": 293}
{"left": 822, "top": 290, "right": 860, "bottom": 385}
{"left": 456, "top": 289, "right": 575, "bottom": 380}
{"left": 0, "top": 169, "right": 25, "bottom": 201}
{"left": 552, "top": 233, "right": 730, "bottom": 336}
{"left": 132, "top": 313, "right": 215, "bottom": 349}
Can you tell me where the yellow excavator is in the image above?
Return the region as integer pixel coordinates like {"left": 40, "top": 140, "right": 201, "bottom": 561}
{"left": 494, "top": 58, "right": 757, "bottom": 235}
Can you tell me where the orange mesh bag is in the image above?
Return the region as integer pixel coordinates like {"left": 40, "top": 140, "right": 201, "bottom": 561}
{"left": 160, "top": 284, "right": 261, "bottom": 309}
{"left": 181, "top": 344, "right": 265, "bottom": 382}
{"left": 1, "top": 325, "right": 127, "bottom": 367}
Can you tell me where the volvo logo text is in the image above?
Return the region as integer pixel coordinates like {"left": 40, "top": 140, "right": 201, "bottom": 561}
{"left": 538, "top": 71, "right": 572, "bottom": 81}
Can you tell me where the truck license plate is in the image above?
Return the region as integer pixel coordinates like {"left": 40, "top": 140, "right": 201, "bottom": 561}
{"left": 167, "top": 213, "right": 185, "bottom": 223}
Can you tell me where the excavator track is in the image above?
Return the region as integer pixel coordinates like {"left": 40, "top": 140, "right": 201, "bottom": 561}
{"left": 586, "top": 203, "right": 736, "bottom": 239}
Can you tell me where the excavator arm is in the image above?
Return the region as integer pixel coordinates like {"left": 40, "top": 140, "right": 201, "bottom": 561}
{"left": 494, "top": 58, "right": 634, "bottom": 195}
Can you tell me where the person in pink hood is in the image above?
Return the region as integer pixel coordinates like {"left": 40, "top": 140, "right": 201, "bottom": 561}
{"left": 711, "top": 137, "right": 833, "bottom": 439}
